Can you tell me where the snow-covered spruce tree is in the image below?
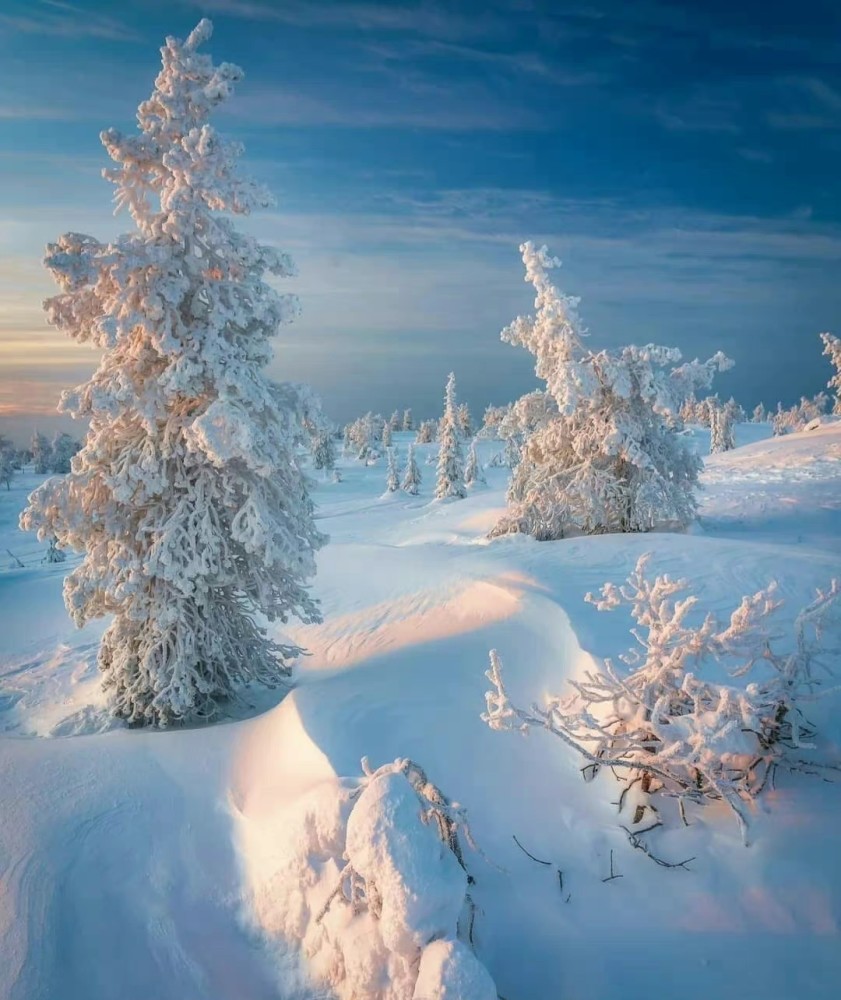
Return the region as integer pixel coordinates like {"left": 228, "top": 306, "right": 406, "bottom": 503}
{"left": 457, "top": 401, "right": 473, "bottom": 438}
{"left": 416, "top": 418, "right": 437, "bottom": 444}
{"left": 435, "top": 372, "right": 466, "bottom": 500}
{"left": 464, "top": 439, "right": 485, "bottom": 488}
{"left": 385, "top": 446, "right": 399, "bottom": 492}
{"left": 313, "top": 431, "right": 336, "bottom": 476}
{"left": 485, "top": 556, "right": 841, "bottom": 844}
{"left": 709, "top": 399, "right": 735, "bottom": 453}
{"left": 401, "top": 443, "right": 422, "bottom": 495}
{"left": 402, "top": 407, "right": 413, "bottom": 432}
{"left": 752, "top": 402, "right": 767, "bottom": 424}
{"left": 389, "top": 409, "right": 401, "bottom": 431}
{"left": 0, "top": 446, "right": 14, "bottom": 491}
{"left": 820, "top": 332, "right": 841, "bottom": 414}
{"left": 31, "top": 431, "right": 52, "bottom": 475}
{"left": 492, "top": 243, "right": 730, "bottom": 540}
{"left": 20, "top": 20, "right": 325, "bottom": 726}
{"left": 382, "top": 421, "right": 392, "bottom": 448}
{"left": 44, "top": 535, "right": 66, "bottom": 564}
{"left": 50, "top": 432, "right": 82, "bottom": 473}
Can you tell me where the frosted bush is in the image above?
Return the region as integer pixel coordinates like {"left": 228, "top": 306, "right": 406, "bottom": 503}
{"left": 485, "top": 556, "right": 841, "bottom": 843}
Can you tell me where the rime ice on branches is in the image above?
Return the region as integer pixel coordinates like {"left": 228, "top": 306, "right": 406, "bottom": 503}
{"left": 21, "top": 20, "right": 325, "bottom": 726}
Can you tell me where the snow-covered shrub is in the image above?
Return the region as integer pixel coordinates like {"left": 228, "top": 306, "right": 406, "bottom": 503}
{"left": 491, "top": 243, "right": 731, "bottom": 541}
{"left": 248, "top": 757, "right": 496, "bottom": 1000}
{"left": 20, "top": 20, "right": 325, "bottom": 726}
{"left": 402, "top": 408, "right": 413, "bottom": 432}
{"left": 401, "top": 443, "right": 422, "bottom": 495}
{"left": 464, "top": 439, "right": 485, "bottom": 488}
{"left": 484, "top": 556, "right": 841, "bottom": 843}
{"left": 389, "top": 409, "right": 401, "bottom": 431}
{"left": 751, "top": 402, "right": 768, "bottom": 424}
{"left": 820, "top": 332, "right": 841, "bottom": 414}
{"left": 436, "top": 373, "right": 466, "bottom": 500}
{"left": 382, "top": 421, "right": 393, "bottom": 448}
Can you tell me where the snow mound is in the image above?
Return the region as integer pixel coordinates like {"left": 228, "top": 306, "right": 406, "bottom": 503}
{"left": 235, "top": 757, "right": 495, "bottom": 1000}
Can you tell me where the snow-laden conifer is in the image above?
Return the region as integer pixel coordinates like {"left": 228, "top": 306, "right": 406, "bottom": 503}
{"left": 709, "top": 398, "right": 735, "bottom": 453}
{"left": 821, "top": 332, "right": 841, "bottom": 414}
{"left": 385, "top": 446, "right": 399, "bottom": 492}
{"left": 402, "top": 408, "right": 413, "bottom": 431}
{"left": 382, "top": 421, "right": 392, "bottom": 448}
{"left": 313, "top": 431, "right": 336, "bottom": 475}
{"left": 31, "top": 432, "right": 52, "bottom": 475}
{"left": 464, "top": 439, "right": 485, "bottom": 488}
{"left": 20, "top": 20, "right": 325, "bottom": 726}
{"left": 493, "top": 243, "right": 731, "bottom": 540}
{"left": 415, "top": 419, "right": 437, "bottom": 444}
{"left": 0, "top": 447, "right": 13, "bottom": 491}
{"left": 401, "top": 443, "right": 422, "bottom": 495}
{"left": 457, "top": 402, "right": 473, "bottom": 438}
{"left": 435, "top": 373, "right": 466, "bottom": 500}
{"left": 50, "top": 432, "right": 81, "bottom": 473}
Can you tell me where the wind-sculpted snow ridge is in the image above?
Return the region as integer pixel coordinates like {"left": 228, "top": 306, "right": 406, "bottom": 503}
{"left": 233, "top": 754, "right": 496, "bottom": 1000}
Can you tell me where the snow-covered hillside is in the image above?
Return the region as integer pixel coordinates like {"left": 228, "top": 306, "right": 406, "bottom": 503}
{"left": 1, "top": 422, "right": 840, "bottom": 1000}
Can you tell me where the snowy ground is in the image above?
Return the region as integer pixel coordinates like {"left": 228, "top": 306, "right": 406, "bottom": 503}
{"left": 2, "top": 421, "right": 841, "bottom": 1000}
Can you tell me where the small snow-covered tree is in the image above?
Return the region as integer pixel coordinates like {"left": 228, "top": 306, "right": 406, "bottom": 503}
{"left": 464, "top": 439, "right": 485, "bottom": 488}
{"left": 382, "top": 421, "right": 392, "bottom": 448}
{"left": 31, "top": 431, "right": 52, "bottom": 475}
{"left": 44, "top": 535, "right": 66, "bottom": 564}
{"left": 385, "top": 446, "right": 399, "bottom": 492}
{"left": 0, "top": 446, "right": 14, "bottom": 491}
{"left": 435, "top": 373, "right": 466, "bottom": 500}
{"left": 416, "top": 419, "right": 437, "bottom": 444}
{"left": 492, "top": 243, "right": 730, "bottom": 541}
{"left": 752, "top": 402, "right": 767, "bottom": 424}
{"left": 401, "top": 443, "right": 422, "bottom": 495}
{"left": 313, "top": 431, "right": 336, "bottom": 475}
{"left": 820, "top": 332, "right": 841, "bottom": 414}
{"left": 709, "top": 399, "right": 735, "bottom": 453}
{"left": 389, "top": 409, "right": 401, "bottom": 431}
{"left": 50, "top": 432, "right": 81, "bottom": 473}
{"left": 478, "top": 403, "right": 509, "bottom": 439}
{"left": 484, "top": 556, "right": 841, "bottom": 844}
{"left": 402, "top": 407, "right": 413, "bottom": 431}
{"left": 456, "top": 402, "right": 473, "bottom": 438}
{"left": 20, "top": 20, "right": 325, "bottom": 726}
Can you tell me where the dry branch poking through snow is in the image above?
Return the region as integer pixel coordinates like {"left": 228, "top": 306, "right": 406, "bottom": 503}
{"left": 484, "top": 556, "right": 841, "bottom": 844}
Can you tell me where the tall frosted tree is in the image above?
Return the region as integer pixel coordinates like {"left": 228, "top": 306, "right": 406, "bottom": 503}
{"left": 435, "top": 372, "right": 466, "bottom": 499}
{"left": 21, "top": 20, "right": 325, "bottom": 726}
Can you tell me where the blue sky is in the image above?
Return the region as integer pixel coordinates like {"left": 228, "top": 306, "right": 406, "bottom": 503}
{"left": 1, "top": 0, "right": 840, "bottom": 437}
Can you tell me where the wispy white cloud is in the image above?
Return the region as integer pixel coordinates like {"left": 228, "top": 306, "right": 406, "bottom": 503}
{"left": 0, "top": 0, "right": 140, "bottom": 41}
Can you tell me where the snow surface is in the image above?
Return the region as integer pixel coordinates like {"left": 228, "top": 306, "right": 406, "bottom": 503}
{"left": 2, "top": 422, "right": 841, "bottom": 999}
